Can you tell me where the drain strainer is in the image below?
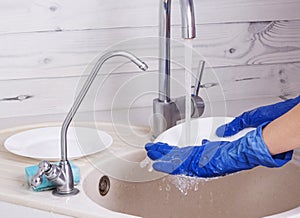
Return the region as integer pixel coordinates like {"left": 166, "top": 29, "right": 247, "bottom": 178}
{"left": 98, "top": 175, "right": 110, "bottom": 196}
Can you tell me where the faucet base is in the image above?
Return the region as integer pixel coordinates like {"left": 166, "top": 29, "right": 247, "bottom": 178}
{"left": 52, "top": 188, "right": 79, "bottom": 197}
{"left": 152, "top": 98, "right": 180, "bottom": 138}
{"left": 152, "top": 96, "right": 205, "bottom": 138}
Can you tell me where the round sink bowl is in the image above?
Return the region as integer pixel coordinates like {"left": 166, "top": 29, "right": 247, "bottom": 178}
{"left": 83, "top": 152, "right": 300, "bottom": 218}
{"left": 83, "top": 117, "right": 300, "bottom": 217}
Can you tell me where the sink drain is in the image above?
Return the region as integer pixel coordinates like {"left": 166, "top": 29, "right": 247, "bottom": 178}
{"left": 98, "top": 175, "right": 110, "bottom": 196}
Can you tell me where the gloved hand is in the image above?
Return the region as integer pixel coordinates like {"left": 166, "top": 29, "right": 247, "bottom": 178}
{"left": 146, "top": 123, "right": 293, "bottom": 178}
{"left": 216, "top": 95, "right": 300, "bottom": 137}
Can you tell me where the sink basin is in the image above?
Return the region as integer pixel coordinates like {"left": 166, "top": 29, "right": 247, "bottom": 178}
{"left": 83, "top": 149, "right": 300, "bottom": 218}
{"left": 83, "top": 117, "right": 300, "bottom": 217}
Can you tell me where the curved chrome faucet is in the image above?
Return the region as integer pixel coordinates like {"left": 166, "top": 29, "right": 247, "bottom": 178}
{"left": 158, "top": 0, "right": 196, "bottom": 102}
{"left": 153, "top": 0, "right": 205, "bottom": 138}
{"left": 31, "top": 50, "right": 148, "bottom": 196}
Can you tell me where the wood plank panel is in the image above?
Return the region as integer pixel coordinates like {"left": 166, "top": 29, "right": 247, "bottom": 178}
{"left": 1, "top": 0, "right": 300, "bottom": 34}
{"left": 0, "top": 62, "right": 299, "bottom": 118}
{"left": 2, "top": 20, "right": 300, "bottom": 80}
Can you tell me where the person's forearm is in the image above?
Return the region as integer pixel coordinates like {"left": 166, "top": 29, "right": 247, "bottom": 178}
{"left": 263, "top": 103, "right": 300, "bottom": 155}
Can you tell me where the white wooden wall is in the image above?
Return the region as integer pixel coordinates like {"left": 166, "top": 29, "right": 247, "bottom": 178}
{"left": 1, "top": 0, "right": 300, "bottom": 122}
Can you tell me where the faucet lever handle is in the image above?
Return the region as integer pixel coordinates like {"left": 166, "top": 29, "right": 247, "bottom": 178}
{"left": 31, "top": 160, "right": 52, "bottom": 188}
{"left": 193, "top": 60, "right": 205, "bottom": 97}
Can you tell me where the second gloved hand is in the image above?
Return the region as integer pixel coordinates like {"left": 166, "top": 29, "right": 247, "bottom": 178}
{"left": 216, "top": 95, "right": 300, "bottom": 137}
{"left": 146, "top": 123, "right": 293, "bottom": 178}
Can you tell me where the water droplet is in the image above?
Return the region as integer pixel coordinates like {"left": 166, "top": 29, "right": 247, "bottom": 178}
{"left": 166, "top": 184, "right": 171, "bottom": 191}
{"left": 139, "top": 158, "right": 149, "bottom": 168}
{"left": 165, "top": 192, "right": 169, "bottom": 201}
{"left": 209, "top": 192, "right": 214, "bottom": 203}
{"left": 148, "top": 166, "right": 153, "bottom": 172}
{"left": 194, "top": 183, "right": 198, "bottom": 191}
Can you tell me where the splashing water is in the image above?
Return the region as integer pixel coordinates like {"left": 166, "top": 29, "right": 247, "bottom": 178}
{"left": 167, "top": 175, "right": 223, "bottom": 195}
{"left": 139, "top": 157, "right": 153, "bottom": 172}
{"left": 165, "top": 183, "right": 171, "bottom": 191}
{"left": 139, "top": 158, "right": 149, "bottom": 168}
{"left": 140, "top": 159, "right": 225, "bottom": 195}
{"left": 168, "top": 175, "right": 200, "bottom": 195}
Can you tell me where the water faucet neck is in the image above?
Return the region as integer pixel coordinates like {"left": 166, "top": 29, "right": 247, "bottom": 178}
{"left": 158, "top": 0, "right": 196, "bottom": 102}
{"left": 179, "top": 0, "right": 196, "bottom": 39}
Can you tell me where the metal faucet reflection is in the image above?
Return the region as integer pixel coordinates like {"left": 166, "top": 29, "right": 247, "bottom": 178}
{"left": 31, "top": 50, "right": 148, "bottom": 196}
{"left": 152, "top": 0, "right": 205, "bottom": 138}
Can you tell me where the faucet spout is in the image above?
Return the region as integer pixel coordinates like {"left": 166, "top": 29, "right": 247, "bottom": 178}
{"left": 158, "top": 0, "right": 196, "bottom": 102}
{"left": 61, "top": 50, "right": 148, "bottom": 162}
{"left": 179, "top": 0, "right": 196, "bottom": 39}
{"left": 153, "top": 0, "right": 203, "bottom": 138}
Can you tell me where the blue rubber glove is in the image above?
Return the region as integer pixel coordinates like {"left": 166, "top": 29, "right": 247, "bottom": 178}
{"left": 146, "top": 123, "right": 293, "bottom": 178}
{"left": 216, "top": 96, "right": 300, "bottom": 137}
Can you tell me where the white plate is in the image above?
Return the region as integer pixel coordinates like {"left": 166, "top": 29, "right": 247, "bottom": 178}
{"left": 155, "top": 117, "right": 255, "bottom": 145}
{"left": 4, "top": 126, "right": 113, "bottom": 160}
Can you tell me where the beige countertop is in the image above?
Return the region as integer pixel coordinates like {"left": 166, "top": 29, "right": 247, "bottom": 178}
{"left": 0, "top": 122, "right": 150, "bottom": 218}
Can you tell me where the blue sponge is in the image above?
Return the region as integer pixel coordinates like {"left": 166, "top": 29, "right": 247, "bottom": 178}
{"left": 25, "top": 161, "right": 80, "bottom": 192}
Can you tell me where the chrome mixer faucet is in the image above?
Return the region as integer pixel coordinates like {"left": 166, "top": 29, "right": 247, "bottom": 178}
{"left": 152, "top": 0, "right": 205, "bottom": 138}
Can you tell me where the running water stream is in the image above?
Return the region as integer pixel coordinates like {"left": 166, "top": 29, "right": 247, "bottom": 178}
{"left": 183, "top": 39, "right": 193, "bottom": 146}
